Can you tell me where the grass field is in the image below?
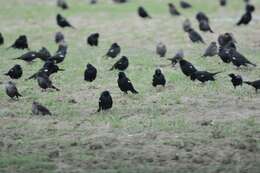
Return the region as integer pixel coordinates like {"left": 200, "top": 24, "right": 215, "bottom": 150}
{"left": 0, "top": 0, "right": 260, "bottom": 172}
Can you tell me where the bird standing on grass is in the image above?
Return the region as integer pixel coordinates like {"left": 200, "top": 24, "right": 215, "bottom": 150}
{"left": 4, "top": 81, "right": 22, "bottom": 100}
{"left": 110, "top": 56, "right": 129, "bottom": 71}
{"left": 190, "top": 71, "right": 221, "bottom": 83}
{"left": 168, "top": 49, "right": 184, "bottom": 67}
{"left": 180, "top": 1, "right": 192, "bottom": 9}
{"left": 32, "top": 101, "right": 52, "bottom": 115}
{"left": 57, "top": 0, "right": 69, "bottom": 10}
{"left": 8, "top": 35, "right": 29, "bottom": 50}
{"left": 87, "top": 33, "right": 99, "bottom": 47}
{"left": 55, "top": 32, "right": 65, "bottom": 44}
{"left": 4, "top": 65, "right": 23, "bottom": 79}
{"left": 117, "top": 72, "right": 138, "bottom": 94}
{"left": 57, "top": 14, "right": 75, "bottom": 28}
{"left": 179, "top": 59, "right": 197, "bottom": 77}
{"left": 156, "top": 42, "right": 167, "bottom": 57}
{"left": 187, "top": 28, "right": 205, "bottom": 44}
{"left": 152, "top": 69, "right": 166, "bottom": 87}
{"left": 84, "top": 64, "right": 97, "bottom": 82}
{"left": 168, "top": 3, "right": 181, "bottom": 16}
{"left": 104, "top": 43, "right": 121, "bottom": 58}
{"left": 13, "top": 51, "right": 39, "bottom": 63}
{"left": 138, "top": 6, "right": 151, "bottom": 19}
{"left": 202, "top": 42, "right": 218, "bottom": 57}
{"left": 98, "top": 91, "right": 113, "bottom": 112}
{"left": 244, "top": 80, "right": 260, "bottom": 93}
{"left": 237, "top": 4, "right": 255, "bottom": 26}
{"left": 37, "top": 73, "right": 60, "bottom": 91}
{"left": 229, "top": 74, "right": 243, "bottom": 89}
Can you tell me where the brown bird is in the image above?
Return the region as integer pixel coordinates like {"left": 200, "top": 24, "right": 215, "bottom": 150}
{"left": 32, "top": 101, "right": 52, "bottom": 115}
{"left": 4, "top": 81, "right": 22, "bottom": 100}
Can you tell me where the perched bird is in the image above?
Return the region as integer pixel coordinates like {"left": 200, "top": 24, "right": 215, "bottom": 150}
{"left": 84, "top": 64, "right": 97, "bottom": 82}
{"left": 37, "top": 73, "right": 60, "bottom": 91}
{"left": 13, "top": 51, "right": 39, "bottom": 62}
{"left": 110, "top": 56, "right": 129, "bottom": 71}
{"left": 191, "top": 71, "right": 221, "bottom": 83}
{"left": 168, "top": 3, "right": 181, "bottom": 16}
{"left": 229, "top": 73, "right": 243, "bottom": 88}
{"left": 196, "top": 12, "right": 209, "bottom": 23}
{"left": 168, "top": 49, "right": 184, "bottom": 66}
{"left": 180, "top": 1, "right": 192, "bottom": 9}
{"left": 38, "top": 47, "right": 52, "bottom": 61}
{"left": 56, "top": 14, "right": 75, "bottom": 28}
{"left": 182, "top": 19, "right": 192, "bottom": 32}
{"left": 202, "top": 42, "right": 218, "bottom": 57}
{"left": 87, "top": 33, "right": 99, "bottom": 46}
{"left": 57, "top": 0, "right": 68, "bottom": 10}
{"left": 97, "top": 91, "right": 113, "bottom": 112}
{"left": 32, "top": 101, "right": 52, "bottom": 115}
{"left": 187, "top": 28, "right": 205, "bottom": 44}
{"left": 104, "top": 43, "right": 121, "bottom": 58}
{"left": 156, "top": 42, "right": 167, "bottom": 57}
{"left": 8, "top": 35, "right": 29, "bottom": 50}
{"left": 138, "top": 6, "right": 151, "bottom": 19}
{"left": 229, "top": 48, "right": 256, "bottom": 67}
{"left": 152, "top": 69, "right": 166, "bottom": 87}
{"left": 4, "top": 81, "right": 22, "bottom": 99}
{"left": 220, "top": 0, "right": 227, "bottom": 6}
{"left": 4, "top": 64, "right": 23, "bottom": 79}
{"left": 244, "top": 80, "right": 260, "bottom": 93}
{"left": 199, "top": 20, "right": 214, "bottom": 33}
{"left": 117, "top": 72, "right": 138, "bottom": 94}
{"left": 0, "top": 33, "right": 4, "bottom": 45}
{"left": 55, "top": 32, "right": 65, "bottom": 44}
{"left": 179, "top": 59, "right": 197, "bottom": 77}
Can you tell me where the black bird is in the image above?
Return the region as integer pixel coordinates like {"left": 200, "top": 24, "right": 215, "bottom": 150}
{"left": 156, "top": 42, "right": 167, "bottom": 57}
{"left": 220, "top": 0, "right": 227, "bottom": 6}
{"left": 218, "top": 47, "right": 232, "bottom": 63}
{"left": 84, "top": 63, "right": 97, "bottom": 82}
{"left": 236, "top": 11, "right": 252, "bottom": 26}
{"left": 229, "top": 73, "right": 243, "bottom": 88}
{"left": 117, "top": 72, "right": 138, "bottom": 94}
{"left": 168, "top": 3, "right": 181, "bottom": 16}
{"left": 229, "top": 48, "right": 256, "bottom": 67}
{"left": 110, "top": 56, "right": 129, "bottom": 71}
{"left": 199, "top": 20, "right": 214, "bottom": 33}
{"left": 32, "top": 101, "right": 52, "bottom": 115}
{"left": 218, "top": 33, "right": 236, "bottom": 47}
{"left": 50, "top": 44, "right": 68, "bottom": 64}
{"left": 55, "top": 32, "right": 65, "bottom": 44}
{"left": 183, "top": 19, "right": 192, "bottom": 32}
{"left": 90, "top": 0, "right": 97, "bottom": 4}
{"left": 168, "top": 49, "right": 184, "bottom": 67}
{"left": 56, "top": 14, "right": 75, "bottom": 28}
{"left": 87, "top": 33, "right": 99, "bottom": 46}
{"left": 37, "top": 73, "right": 60, "bottom": 91}
{"left": 196, "top": 12, "right": 209, "bottom": 22}
{"left": 179, "top": 59, "right": 197, "bottom": 77}
{"left": 38, "top": 47, "right": 52, "bottom": 61}
{"left": 191, "top": 71, "right": 221, "bottom": 83}
{"left": 244, "top": 80, "right": 260, "bottom": 93}
{"left": 97, "top": 91, "right": 113, "bottom": 112}
{"left": 187, "top": 28, "right": 205, "bottom": 44}
{"left": 0, "top": 33, "right": 4, "bottom": 45}
{"left": 202, "top": 42, "right": 218, "bottom": 57}
{"left": 57, "top": 0, "right": 69, "bottom": 10}
{"left": 4, "top": 81, "right": 22, "bottom": 99}
{"left": 180, "top": 1, "right": 192, "bottom": 9}
{"left": 104, "top": 43, "right": 121, "bottom": 58}
{"left": 138, "top": 6, "right": 151, "bottom": 19}
{"left": 4, "top": 64, "right": 23, "bottom": 79}
{"left": 13, "top": 51, "right": 39, "bottom": 62}
{"left": 27, "top": 60, "right": 64, "bottom": 80}
{"left": 8, "top": 35, "right": 29, "bottom": 50}
{"left": 152, "top": 69, "right": 166, "bottom": 87}
{"left": 113, "top": 0, "right": 128, "bottom": 3}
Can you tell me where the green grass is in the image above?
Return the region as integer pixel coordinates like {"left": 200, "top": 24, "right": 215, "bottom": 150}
{"left": 0, "top": 0, "right": 260, "bottom": 172}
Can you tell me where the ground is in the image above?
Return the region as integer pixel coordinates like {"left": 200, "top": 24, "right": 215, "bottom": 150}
{"left": 0, "top": 0, "right": 260, "bottom": 173}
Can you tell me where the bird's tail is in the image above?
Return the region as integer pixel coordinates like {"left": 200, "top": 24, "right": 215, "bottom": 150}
{"left": 17, "top": 92, "right": 23, "bottom": 97}
{"left": 4, "top": 72, "right": 8, "bottom": 76}
{"left": 244, "top": 81, "right": 253, "bottom": 86}
{"left": 131, "top": 88, "right": 139, "bottom": 94}
{"left": 52, "top": 85, "right": 60, "bottom": 91}
{"left": 212, "top": 71, "right": 222, "bottom": 76}
{"left": 249, "top": 62, "right": 257, "bottom": 67}
{"left": 109, "top": 66, "right": 114, "bottom": 71}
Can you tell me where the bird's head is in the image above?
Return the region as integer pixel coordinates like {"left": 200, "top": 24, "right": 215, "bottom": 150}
{"left": 155, "top": 69, "right": 162, "bottom": 75}
{"left": 168, "top": 3, "right": 173, "bottom": 7}
{"left": 102, "top": 91, "right": 110, "bottom": 96}
{"left": 121, "top": 56, "right": 128, "bottom": 61}
{"left": 87, "top": 63, "right": 93, "bottom": 69}
{"left": 228, "top": 73, "right": 235, "bottom": 78}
